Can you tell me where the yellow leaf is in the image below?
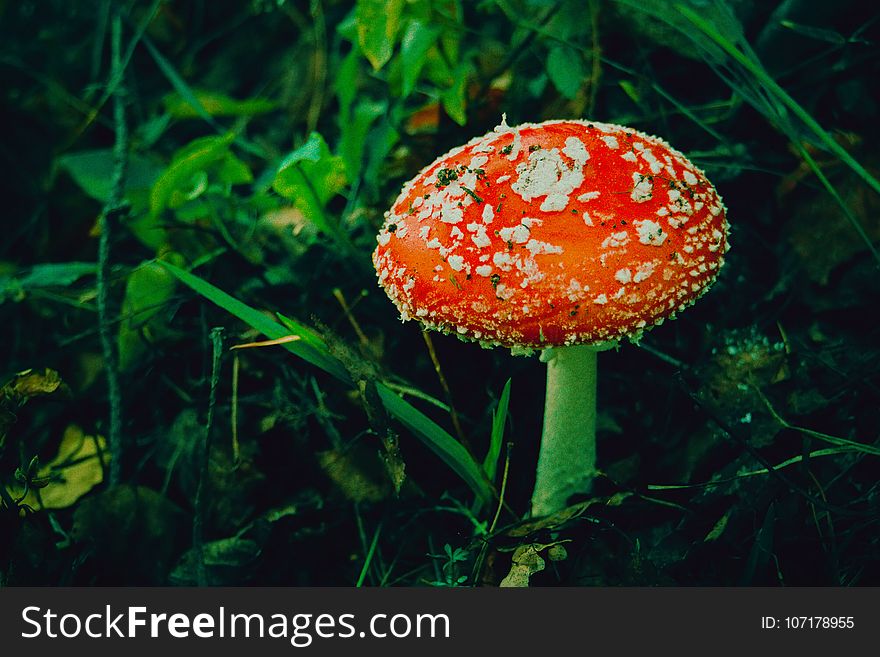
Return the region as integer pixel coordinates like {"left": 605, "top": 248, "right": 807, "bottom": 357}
{"left": 7, "top": 425, "right": 108, "bottom": 510}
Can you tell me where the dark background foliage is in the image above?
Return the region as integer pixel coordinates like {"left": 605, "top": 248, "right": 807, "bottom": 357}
{"left": 1, "top": 0, "right": 878, "bottom": 586}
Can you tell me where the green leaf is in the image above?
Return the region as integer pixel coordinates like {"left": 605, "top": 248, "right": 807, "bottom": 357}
{"left": 441, "top": 62, "right": 471, "bottom": 126}
{"left": 215, "top": 153, "right": 253, "bottom": 186}
{"left": 740, "top": 502, "right": 775, "bottom": 585}
{"left": 14, "top": 262, "right": 97, "bottom": 289}
{"left": 58, "top": 150, "right": 161, "bottom": 203}
{"left": 143, "top": 36, "right": 222, "bottom": 132}
{"left": 339, "top": 99, "right": 387, "bottom": 179}
{"left": 358, "top": 116, "right": 400, "bottom": 199}
{"left": 1, "top": 262, "right": 97, "bottom": 304}
{"left": 376, "top": 383, "right": 490, "bottom": 505}
{"left": 160, "top": 261, "right": 350, "bottom": 383}
{"left": 142, "top": 36, "right": 265, "bottom": 159}
{"left": 547, "top": 45, "right": 583, "bottom": 99}
{"left": 160, "top": 262, "right": 491, "bottom": 504}
{"left": 436, "top": 0, "right": 463, "bottom": 63}
{"left": 149, "top": 133, "right": 236, "bottom": 217}
{"left": 778, "top": 20, "right": 847, "bottom": 45}
{"left": 618, "top": 79, "right": 641, "bottom": 105}
{"left": 356, "top": 0, "right": 405, "bottom": 70}
{"left": 163, "top": 90, "right": 277, "bottom": 118}
{"left": 483, "top": 378, "right": 511, "bottom": 481}
{"left": 118, "top": 259, "right": 179, "bottom": 370}
{"left": 400, "top": 20, "right": 441, "bottom": 97}
{"left": 335, "top": 47, "right": 361, "bottom": 120}
{"left": 272, "top": 133, "right": 348, "bottom": 239}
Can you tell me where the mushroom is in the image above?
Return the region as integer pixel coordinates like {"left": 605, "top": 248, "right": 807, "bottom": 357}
{"left": 373, "top": 118, "right": 729, "bottom": 516}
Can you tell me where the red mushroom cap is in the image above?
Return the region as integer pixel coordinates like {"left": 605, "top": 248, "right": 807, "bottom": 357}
{"left": 373, "top": 118, "right": 730, "bottom": 348}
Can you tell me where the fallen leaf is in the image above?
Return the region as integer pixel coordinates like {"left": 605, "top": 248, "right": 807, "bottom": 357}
{"left": 71, "top": 486, "right": 188, "bottom": 584}
{"left": 7, "top": 425, "right": 107, "bottom": 510}
{"left": 317, "top": 448, "right": 390, "bottom": 503}
{"left": 1, "top": 369, "right": 63, "bottom": 400}
{"left": 499, "top": 544, "right": 546, "bottom": 587}
{"left": 782, "top": 156, "right": 880, "bottom": 285}
{"left": 169, "top": 537, "right": 262, "bottom": 586}
{"left": 506, "top": 500, "right": 595, "bottom": 537}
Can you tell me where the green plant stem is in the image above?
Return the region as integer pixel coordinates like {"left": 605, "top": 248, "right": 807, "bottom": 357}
{"left": 531, "top": 345, "right": 598, "bottom": 517}
{"left": 98, "top": 8, "right": 128, "bottom": 486}
{"left": 193, "top": 327, "right": 224, "bottom": 587}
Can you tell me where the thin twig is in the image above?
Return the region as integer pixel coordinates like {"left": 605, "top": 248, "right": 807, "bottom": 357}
{"left": 194, "top": 328, "right": 224, "bottom": 587}
{"left": 231, "top": 351, "right": 241, "bottom": 465}
{"left": 488, "top": 442, "right": 513, "bottom": 535}
{"left": 333, "top": 288, "right": 370, "bottom": 349}
{"left": 421, "top": 331, "right": 472, "bottom": 455}
{"left": 98, "top": 9, "right": 129, "bottom": 486}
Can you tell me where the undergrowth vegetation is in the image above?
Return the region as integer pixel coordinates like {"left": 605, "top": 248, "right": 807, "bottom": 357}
{"left": 1, "top": 0, "right": 878, "bottom": 586}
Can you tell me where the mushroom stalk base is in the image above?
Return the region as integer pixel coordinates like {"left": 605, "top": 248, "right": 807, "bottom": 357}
{"left": 531, "top": 344, "right": 598, "bottom": 517}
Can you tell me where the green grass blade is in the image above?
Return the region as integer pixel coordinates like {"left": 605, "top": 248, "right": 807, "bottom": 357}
{"left": 142, "top": 36, "right": 223, "bottom": 132}
{"left": 648, "top": 447, "right": 857, "bottom": 490}
{"left": 483, "top": 378, "right": 511, "bottom": 481}
{"left": 142, "top": 35, "right": 265, "bottom": 159}
{"left": 675, "top": 4, "right": 880, "bottom": 200}
{"left": 276, "top": 312, "right": 337, "bottom": 356}
{"left": 160, "top": 261, "right": 491, "bottom": 503}
{"left": 159, "top": 261, "right": 351, "bottom": 383}
{"left": 356, "top": 521, "right": 382, "bottom": 587}
{"left": 376, "top": 383, "right": 491, "bottom": 504}
{"left": 793, "top": 143, "right": 880, "bottom": 266}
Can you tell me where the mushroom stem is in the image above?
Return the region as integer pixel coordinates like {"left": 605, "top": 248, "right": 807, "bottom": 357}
{"left": 531, "top": 344, "right": 598, "bottom": 517}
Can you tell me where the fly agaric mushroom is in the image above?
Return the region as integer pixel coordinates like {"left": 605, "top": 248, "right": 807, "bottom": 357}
{"left": 372, "top": 118, "right": 729, "bottom": 516}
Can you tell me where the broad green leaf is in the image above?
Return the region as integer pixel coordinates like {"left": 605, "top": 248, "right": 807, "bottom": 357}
{"left": 163, "top": 90, "right": 277, "bottom": 118}
{"left": 400, "top": 20, "right": 441, "bottom": 97}
{"left": 136, "top": 114, "right": 172, "bottom": 149}
{"left": 272, "top": 133, "right": 347, "bottom": 238}
{"left": 335, "top": 47, "right": 361, "bottom": 120}
{"left": 118, "top": 259, "right": 179, "bottom": 370}
{"left": 58, "top": 150, "right": 162, "bottom": 203}
{"left": 423, "top": 45, "right": 453, "bottom": 88}
{"left": 15, "top": 262, "right": 96, "bottom": 289}
{"left": 483, "top": 378, "right": 511, "bottom": 481}
{"left": 339, "top": 99, "right": 387, "bottom": 179}
{"left": 6, "top": 425, "right": 107, "bottom": 510}
{"left": 1, "top": 262, "right": 96, "bottom": 304}
{"left": 160, "top": 262, "right": 491, "bottom": 504}
{"left": 149, "top": 133, "right": 236, "bottom": 217}
{"left": 360, "top": 116, "right": 400, "bottom": 198}
{"left": 356, "top": 0, "right": 405, "bottom": 70}
{"left": 441, "top": 62, "right": 470, "bottom": 126}
{"left": 435, "top": 0, "right": 462, "bottom": 63}
{"left": 216, "top": 154, "right": 253, "bottom": 186}
{"left": 547, "top": 45, "right": 583, "bottom": 99}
